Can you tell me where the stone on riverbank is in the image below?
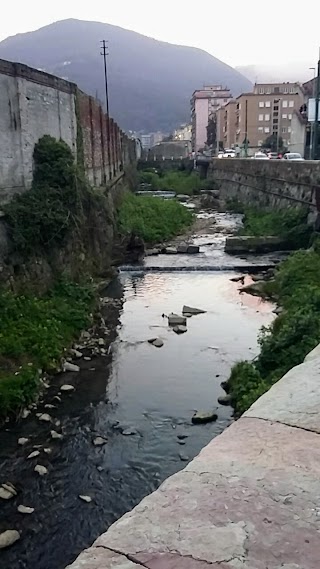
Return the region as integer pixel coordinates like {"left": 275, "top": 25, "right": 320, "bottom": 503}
{"left": 192, "top": 410, "right": 218, "bottom": 424}
{"left": 0, "top": 530, "right": 20, "bottom": 549}
{"left": 18, "top": 437, "right": 29, "bottom": 446}
{"left": 177, "top": 244, "right": 188, "bottom": 253}
{"left": 240, "top": 281, "right": 271, "bottom": 298}
{"left": 51, "top": 430, "right": 63, "bottom": 440}
{"left": 152, "top": 338, "right": 164, "bottom": 348}
{"left": 60, "top": 384, "right": 75, "bottom": 392}
{"left": 0, "top": 483, "right": 17, "bottom": 500}
{"left": 18, "top": 505, "right": 34, "bottom": 514}
{"left": 225, "top": 235, "right": 288, "bottom": 255}
{"left": 70, "top": 349, "right": 83, "bottom": 359}
{"left": 187, "top": 245, "right": 200, "bottom": 254}
{"left": 93, "top": 437, "right": 108, "bottom": 446}
{"left": 218, "top": 394, "right": 232, "bottom": 406}
{"left": 63, "top": 362, "right": 80, "bottom": 373}
{"left": 36, "top": 413, "right": 52, "bottom": 423}
{"left": 27, "top": 450, "right": 40, "bottom": 459}
{"left": 168, "top": 313, "right": 187, "bottom": 326}
{"left": 79, "top": 495, "right": 92, "bottom": 503}
{"left": 122, "top": 428, "right": 138, "bottom": 436}
{"left": 34, "top": 465, "right": 48, "bottom": 476}
{"left": 165, "top": 247, "right": 178, "bottom": 254}
{"left": 183, "top": 305, "right": 206, "bottom": 315}
{"left": 173, "top": 325, "right": 187, "bottom": 334}
{"left": 145, "top": 248, "right": 160, "bottom": 256}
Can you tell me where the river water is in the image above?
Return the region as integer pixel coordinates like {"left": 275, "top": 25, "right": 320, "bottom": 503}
{"left": 0, "top": 209, "right": 275, "bottom": 569}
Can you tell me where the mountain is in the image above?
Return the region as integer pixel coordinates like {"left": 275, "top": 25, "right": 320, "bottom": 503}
{"left": 0, "top": 19, "right": 251, "bottom": 133}
{"left": 236, "top": 63, "right": 314, "bottom": 84}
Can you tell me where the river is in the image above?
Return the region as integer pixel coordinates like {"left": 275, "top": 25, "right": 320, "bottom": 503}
{"left": 0, "top": 208, "right": 275, "bottom": 569}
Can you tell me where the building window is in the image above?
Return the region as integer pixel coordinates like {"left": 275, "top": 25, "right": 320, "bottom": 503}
{"left": 258, "top": 114, "right": 264, "bottom": 121}
{"left": 258, "top": 140, "right": 263, "bottom": 146}
{"left": 283, "top": 87, "right": 288, "bottom": 94}
{"left": 258, "top": 126, "right": 264, "bottom": 132}
{"left": 264, "top": 127, "right": 270, "bottom": 133}
{"left": 265, "top": 114, "right": 270, "bottom": 121}
{"left": 259, "top": 88, "right": 264, "bottom": 94}
{"left": 288, "top": 114, "right": 292, "bottom": 120}
{"left": 265, "top": 101, "right": 271, "bottom": 107}
{"left": 282, "top": 100, "right": 288, "bottom": 108}
{"left": 282, "top": 126, "right": 287, "bottom": 133}
{"left": 266, "top": 88, "right": 271, "bottom": 94}
{"left": 282, "top": 113, "right": 287, "bottom": 119}
{"left": 259, "top": 101, "right": 264, "bottom": 108}
{"left": 274, "top": 87, "right": 280, "bottom": 93}
{"left": 288, "top": 126, "right": 291, "bottom": 133}
{"left": 289, "top": 87, "right": 295, "bottom": 93}
{"left": 289, "top": 101, "right": 294, "bottom": 107}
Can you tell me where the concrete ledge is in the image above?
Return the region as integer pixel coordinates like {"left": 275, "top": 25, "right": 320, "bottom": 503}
{"left": 67, "top": 348, "right": 320, "bottom": 569}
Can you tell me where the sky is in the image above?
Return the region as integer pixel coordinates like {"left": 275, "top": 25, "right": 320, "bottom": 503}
{"left": 0, "top": 0, "right": 319, "bottom": 68}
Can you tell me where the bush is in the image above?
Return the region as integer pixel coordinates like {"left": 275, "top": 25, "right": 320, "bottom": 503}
{"left": 0, "top": 279, "right": 95, "bottom": 419}
{"left": 226, "top": 201, "right": 312, "bottom": 249}
{"left": 118, "top": 193, "right": 194, "bottom": 243}
{"left": 138, "top": 169, "right": 202, "bottom": 195}
{"left": 4, "top": 136, "right": 86, "bottom": 254}
{"left": 228, "top": 248, "right": 320, "bottom": 415}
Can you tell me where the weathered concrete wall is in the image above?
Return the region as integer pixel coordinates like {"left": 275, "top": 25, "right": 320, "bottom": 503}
{"left": 209, "top": 158, "right": 320, "bottom": 209}
{"left": 67, "top": 344, "right": 320, "bottom": 569}
{"left": 0, "top": 59, "right": 136, "bottom": 204}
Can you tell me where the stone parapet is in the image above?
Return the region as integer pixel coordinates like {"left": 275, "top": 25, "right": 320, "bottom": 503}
{"left": 67, "top": 346, "right": 320, "bottom": 569}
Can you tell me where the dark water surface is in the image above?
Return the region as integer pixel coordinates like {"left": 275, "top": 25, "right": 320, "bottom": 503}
{"left": 0, "top": 212, "right": 275, "bottom": 569}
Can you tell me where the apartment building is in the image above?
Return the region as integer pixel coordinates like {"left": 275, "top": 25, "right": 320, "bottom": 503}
{"left": 191, "top": 85, "right": 232, "bottom": 152}
{"left": 234, "top": 83, "right": 304, "bottom": 151}
{"left": 215, "top": 100, "right": 237, "bottom": 150}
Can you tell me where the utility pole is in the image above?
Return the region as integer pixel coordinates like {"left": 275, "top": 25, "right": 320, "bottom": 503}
{"left": 100, "top": 40, "right": 112, "bottom": 179}
{"left": 312, "top": 53, "right": 320, "bottom": 160}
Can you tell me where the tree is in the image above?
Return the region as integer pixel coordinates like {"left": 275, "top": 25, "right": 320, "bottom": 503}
{"left": 261, "top": 134, "right": 283, "bottom": 152}
{"left": 206, "top": 116, "right": 217, "bottom": 147}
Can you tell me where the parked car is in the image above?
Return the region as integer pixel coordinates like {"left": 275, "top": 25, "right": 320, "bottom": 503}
{"left": 217, "top": 151, "right": 224, "bottom": 159}
{"left": 267, "top": 152, "right": 280, "bottom": 159}
{"left": 252, "top": 152, "right": 269, "bottom": 160}
{"left": 282, "top": 152, "right": 304, "bottom": 161}
{"left": 223, "top": 149, "right": 236, "bottom": 158}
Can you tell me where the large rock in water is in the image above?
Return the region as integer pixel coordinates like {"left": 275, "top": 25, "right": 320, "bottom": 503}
{"left": 192, "top": 410, "right": 218, "bottom": 424}
{"left": 182, "top": 305, "right": 206, "bottom": 315}
{"left": 225, "top": 235, "right": 289, "bottom": 255}
{"left": 168, "top": 313, "right": 187, "bottom": 326}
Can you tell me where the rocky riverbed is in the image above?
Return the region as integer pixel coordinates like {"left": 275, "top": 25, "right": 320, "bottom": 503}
{"left": 0, "top": 201, "right": 276, "bottom": 569}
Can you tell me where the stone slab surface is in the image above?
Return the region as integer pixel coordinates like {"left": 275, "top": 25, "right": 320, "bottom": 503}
{"left": 68, "top": 418, "right": 320, "bottom": 569}
{"left": 66, "top": 547, "right": 141, "bottom": 568}
{"left": 244, "top": 357, "right": 320, "bottom": 432}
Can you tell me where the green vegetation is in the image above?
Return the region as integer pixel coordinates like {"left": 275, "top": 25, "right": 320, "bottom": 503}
{"left": 139, "top": 169, "right": 204, "bottom": 195}
{"left": 118, "top": 193, "right": 194, "bottom": 243}
{"left": 4, "top": 135, "right": 87, "bottom": 254}
{"left": 226, "top": 199, "right": 312, "bottom": 249}
{"left": 228, "top": 249, "right": 320, "bottom": 415}
{"left": 0, "top": 279, "right": 95, "bottom": 419}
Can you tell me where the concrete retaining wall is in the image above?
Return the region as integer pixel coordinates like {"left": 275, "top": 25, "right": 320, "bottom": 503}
{"left": 66, "top": 344, "right": 320, "bottom": 569}
{"left": 0, "top": 59, "right": 136, "bottom": 204}
{"left": 209, "top": 158, "right": 320, "bottom": 209}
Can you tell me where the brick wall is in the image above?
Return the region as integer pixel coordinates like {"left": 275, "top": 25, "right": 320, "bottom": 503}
{"left": 0, "top": 58, "right": 136, "bottom": 204}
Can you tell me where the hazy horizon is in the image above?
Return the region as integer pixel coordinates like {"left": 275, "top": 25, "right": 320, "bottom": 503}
{"left": 0, "top": 1, "right": 319, "bottom": 70}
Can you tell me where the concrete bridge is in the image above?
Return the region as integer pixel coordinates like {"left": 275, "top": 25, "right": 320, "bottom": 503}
{"left": 207, "top": 158, "right": 320, "bottom": 211}
{"left": 67, "top": 344, "right": 320, "bottom": 569}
